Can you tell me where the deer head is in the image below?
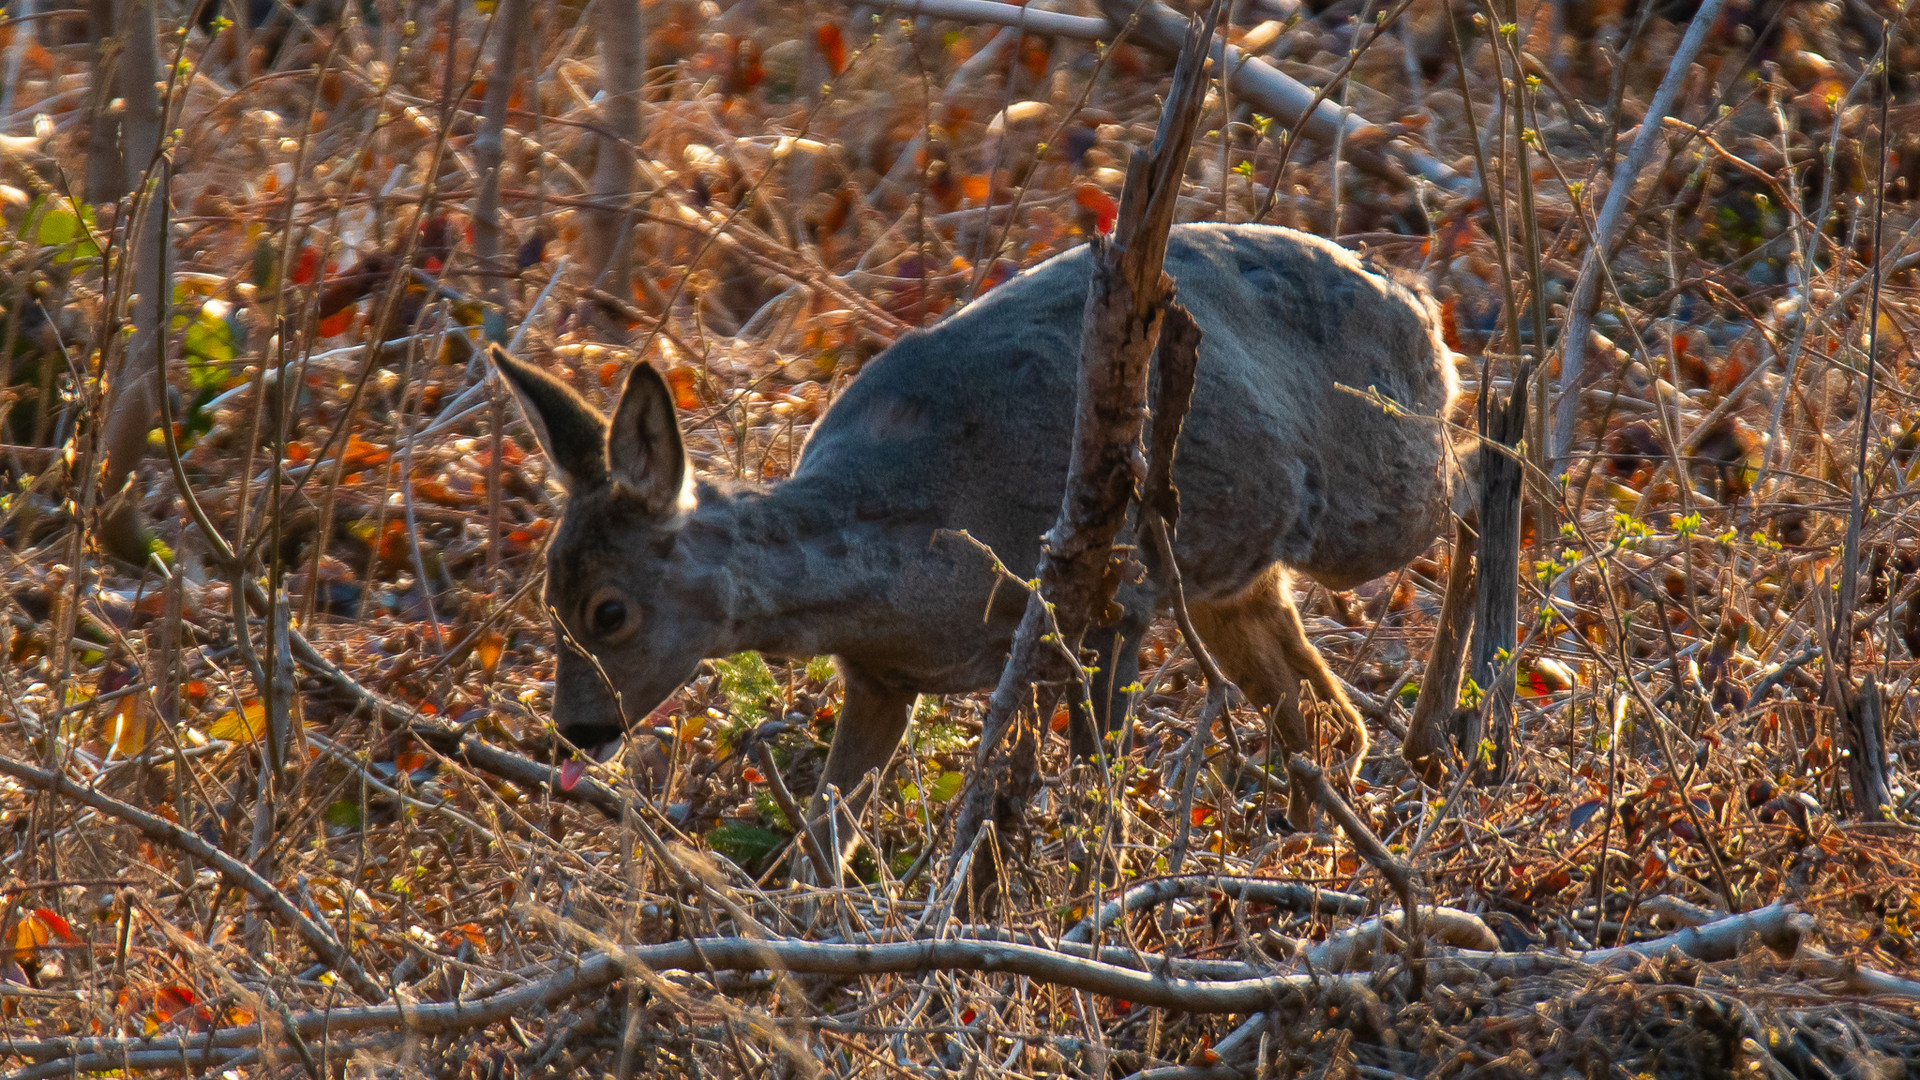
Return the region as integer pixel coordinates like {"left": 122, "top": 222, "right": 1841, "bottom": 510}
{"left": 488, "top": 344, "right": 716, "bottom": 760}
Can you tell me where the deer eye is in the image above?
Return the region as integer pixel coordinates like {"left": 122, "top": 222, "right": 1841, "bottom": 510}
{"left": 586, "top": 588, "right": 631, "bottom": 639}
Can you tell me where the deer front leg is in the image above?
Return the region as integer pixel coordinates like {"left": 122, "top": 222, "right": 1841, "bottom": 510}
{"left": 1190, "top": 566, "right": 1368, "bottom": 830}
{"left": 802, "top": 669, "right": 917, "bottom": 882}
{"left": 1266, "top": 587, "right": 1370, "bottom": 776}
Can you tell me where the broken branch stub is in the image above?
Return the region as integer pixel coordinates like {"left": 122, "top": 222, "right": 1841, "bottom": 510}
{"left": 1097, "top": 0, "right": 1464, "bottom": 194}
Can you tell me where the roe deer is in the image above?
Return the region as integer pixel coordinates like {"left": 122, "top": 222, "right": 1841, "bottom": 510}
{"left": 490, "top": 222, "right": 1463, "bottom": 864}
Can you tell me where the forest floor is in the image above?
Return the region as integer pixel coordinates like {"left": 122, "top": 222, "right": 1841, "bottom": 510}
{"left": 3, "top": 0, "right": 1920, "bottom": 1076}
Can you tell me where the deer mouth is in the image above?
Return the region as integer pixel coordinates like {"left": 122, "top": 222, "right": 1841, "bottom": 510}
{"left": 564, "top": 724, "right": 627, "bottom": 764}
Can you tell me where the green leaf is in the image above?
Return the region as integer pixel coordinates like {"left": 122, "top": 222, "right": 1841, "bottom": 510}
{"left": 180, "top": 300, "right": 238, "bottom": 390}
{"left": 323, "top": 800, "right": 363, "bottom": 829}
{"left": 714, "top": 652, "right": 777, "bottom": 724}
{"left": 25, "top": 196, "right": 101, "bottom": 263}
{"left": 753, "top": 789, "right": 792, "bottom": 829}
{"left": 252, "top": 243, "right": 277, "bottom": 289}
{"left": 706, "top": 822, "right": 788, "bottom": 868}
{"left": 929, "top": 771, "right": 963, "bottom": 802}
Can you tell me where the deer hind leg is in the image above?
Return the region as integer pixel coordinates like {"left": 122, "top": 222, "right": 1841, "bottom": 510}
{"left": 802, "top": 669, "right": 917, "bottom": 883}
{"left": 1189, "top": 566, "right": 1369, "bottom": 827}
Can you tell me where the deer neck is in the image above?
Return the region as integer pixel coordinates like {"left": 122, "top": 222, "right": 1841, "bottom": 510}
{"left": 686, "top": 478, "right": 926, "bottom": 660}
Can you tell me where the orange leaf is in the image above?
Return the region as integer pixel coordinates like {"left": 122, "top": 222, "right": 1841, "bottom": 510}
{"left": 475, "top": 631, "right": 505, "bottom": 674}
{"left": 11, "top": 916, "right": 49, "bottom": 962}
{"left": 1049, "top": 704, "right": 1071, "bottom": 732}
{"left": 742, "top": 767, "right": 766, "bottom": 784}
{"left": 665, "top": 366, "right": 702, "bottom": 411}
{"left": 1438, "top": 297, "right": 1464, "bottom": 352}
{"left": 444, "top": 923, "right": 490, "bottom": 954}
{"left": 107, "top": 694, "right": 147, "bottom": 758}
{"left": 413, "top": 478, "right": 481, "bottom": 507}
{"left": 959, "top": 175, "right": 991, "bottom": 202}
{"left": 377, "top": 519, "right": 410, "bottom": 561}
{"left": 341, "top": 434, "right": 390, "bottom": 470}
{"left": 1020, "top": 35, "right": 1049, "bottom": 80}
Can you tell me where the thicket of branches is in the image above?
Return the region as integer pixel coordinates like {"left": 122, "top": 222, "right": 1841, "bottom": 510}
{"left": 2, "top": 0, "right": 1919, "bottom": 1077}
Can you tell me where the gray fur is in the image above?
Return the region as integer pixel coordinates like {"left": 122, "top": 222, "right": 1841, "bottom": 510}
{"left": 497, "top": 223, "right": 1461, "bottom": 837}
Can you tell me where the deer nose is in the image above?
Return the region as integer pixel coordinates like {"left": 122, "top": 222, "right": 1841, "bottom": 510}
{"left": 562, "top": 723, "right": 626, "bottom": 762}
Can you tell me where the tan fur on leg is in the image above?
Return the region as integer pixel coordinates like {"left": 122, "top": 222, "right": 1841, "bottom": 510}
{"left": 1190, "top": 567, "right": 1371, "bottom": 825}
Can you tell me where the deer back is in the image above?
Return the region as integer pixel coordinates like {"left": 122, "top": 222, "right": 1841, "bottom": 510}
{"left": 794, "top": 222, "right": 1459, "bottom": 604}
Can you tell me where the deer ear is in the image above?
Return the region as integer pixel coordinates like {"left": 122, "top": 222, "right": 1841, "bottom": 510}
{"left": 606, "top": 363, "right": 692, "bottom": 516}
{"left": 487, "top": 343, "right": 609, "bottom": 492}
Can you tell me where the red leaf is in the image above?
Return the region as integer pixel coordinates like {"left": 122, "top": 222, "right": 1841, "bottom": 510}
{"left": 30, "top": 909, "right": 74, "bottom": 943}
{"left": 316, "top": 253, "right": 395, "bottom": 320}
{"left": 1075, "top": 183, "right": 1118, "bottom": 234}
{"left": 290, "top": 245, "right": 322, "bottom": 286}
{"left": 726, "top": 36, "right": 764, "bottom": 94}
{"left": 418, "top": 213, "right": 459, "bottom": 273}
{"left": 559, "top": 758, "right": 586, "bottom": 792}
{"left": 316, "top": 308, "right": 355, "bottom": 337}
{"left": 815, "top": 25, "right": 847, "bottom": 76}
{"left": 1019, "top": 35, "right": 1050, "bottom": 80}
{"left": 154, "top": 985, "right": 197, "bottom": 1022}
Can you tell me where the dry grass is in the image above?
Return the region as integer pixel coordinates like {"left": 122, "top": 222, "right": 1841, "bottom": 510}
{"left": 2, "top": 1, "right": 1919, "bottom": 1076}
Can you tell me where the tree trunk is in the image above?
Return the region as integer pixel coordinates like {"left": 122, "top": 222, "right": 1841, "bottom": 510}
{"left": 473, "top": 0, "right": 531, "bottom": 316}
{"left": 587, "top": 0, "right": 645, "bottom": 300}
{"left": 1402, "top": 521, "right": 1476, "bottom": 787}
{"left": 1832, "top": 677, "right": 1891, "bottom": 821}
{"left": 1464, "top": 389, "right": 1527, "bottom": 784}
{"left": 948, "top": 0, "right": 1222, "bottom": 907}
{"left": 97, "top": 0, "right": 167, "bottom": 564}
{"left": 84, "top": 0, "right": 123, "bottom": 205}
